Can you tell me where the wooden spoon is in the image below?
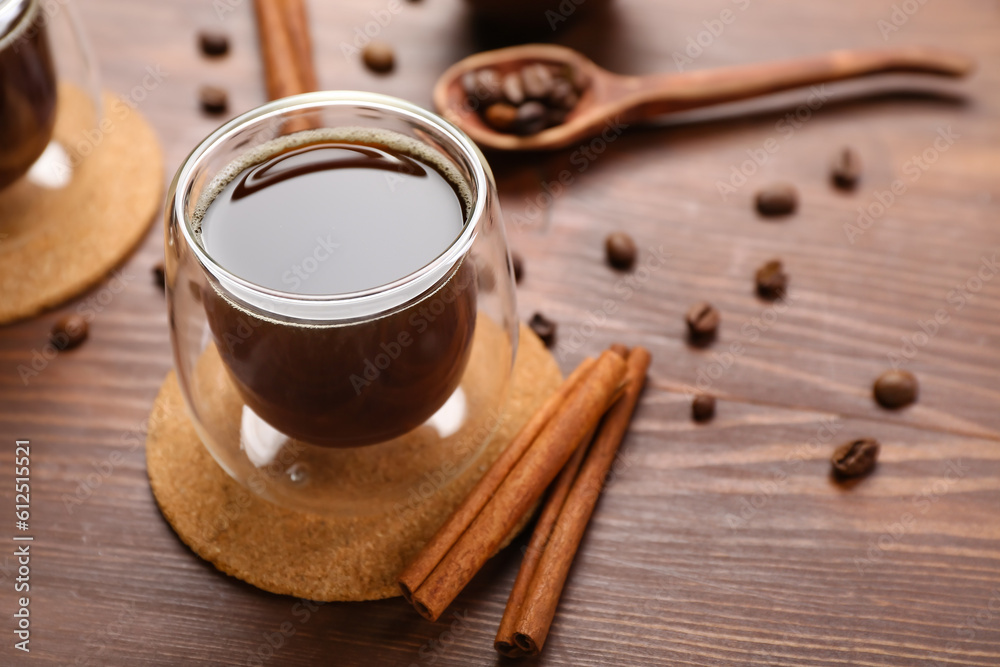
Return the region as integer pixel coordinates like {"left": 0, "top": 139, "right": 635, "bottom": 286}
{"left": 432, "top": 44, "right": 974, "bottom": 151}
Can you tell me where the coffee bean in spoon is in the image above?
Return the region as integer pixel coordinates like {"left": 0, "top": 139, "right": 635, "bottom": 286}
{"left": 521, "top": 63, "right": 554, "bottom": 99}
{"left": 515, "top": 101, "right": 547, "bottom": 135}
{"left": 873, "top": 369, "right": 918, "bottom": 409}
{"left": 831, "top": 147, "right": 861, "bottom": 190}
{"left": 755, "top": 183, "right": 798, "bottom": 217}
{"left": 484, "top": 103, "right": 518, "bottom": 132}
{"left": 548, "top": 78, "right": 578, "bottom": 110}
{"left": 501, "top": 72, "right": 525, "bottom": 105}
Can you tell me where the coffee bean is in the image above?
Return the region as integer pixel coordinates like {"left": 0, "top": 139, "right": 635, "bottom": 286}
{"left": 153, "top": 262, "right": 165, "bottom": 290}
{"left": 461, "top": 71, "right": 479, "bottom": 98}
{"left": 831, "top": 438, "right": 879, "bottom": 478}
{"left": 873, "top": 369, "right": 918, "bottom": 409}
{"left": 755, "top": 183, "right": 798, "bottom": 217}
{"left": 199, "top": 85, "right": 228, "bottom": 115}
{"left": 362, "top": 42, "right": 395, "bottom": 73}
{"left": 692, "top": 394, "right": 716, "bottom": 422}
{"left": 501, "top": 72, "right": 525, "bottom": 105}
{"left": 198, "top": 30, "right": 229, "bottom": 57}
{"left": 755, "top": 259, "right": 787, "bottom": 300}
{"left": 50, "top": 314, "right": 88, "bottom": 351}
{"left": 685, "top": 302, "right": 720, "bottom": 339}
{"left": 515, "top": 101, "right": 547, "bottom": 135}
{"left": 831, "top": 147, "right": 861, "bottom": 190}
{"left": 521, "top": 63, "right": 554, "bottom": 99}
{"left": 604, "top": 232, "right": 637, "bottom": 270}
{"left": 511, "top": 252, "right": 524, "bottom": 284}
{"left": 528, "top": 313, "right": 556, "bottom": 347}
{"left": 570, "top": 67, "right": 590, "bottom": 93}
{"left": 484, "top": 103, "right": 518, "bottom": 132}
{"left": 548, "top": 79, "right": 577, "bottom": 110}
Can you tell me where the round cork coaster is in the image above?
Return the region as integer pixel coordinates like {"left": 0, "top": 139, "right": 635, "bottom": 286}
{"left": 146, "top": 323, "right": 562, "bottom": 601}
{"left": 0, "top": 83, "right": 163, "bottom": 324}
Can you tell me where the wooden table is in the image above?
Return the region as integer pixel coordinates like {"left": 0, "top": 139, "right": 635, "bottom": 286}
{"left": 2, "top": 0, "right": 999, "bottom": 664}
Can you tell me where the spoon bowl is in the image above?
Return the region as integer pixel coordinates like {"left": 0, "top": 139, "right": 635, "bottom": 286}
{"left": 433, "top": 43, "right": 974, "bottom": 152}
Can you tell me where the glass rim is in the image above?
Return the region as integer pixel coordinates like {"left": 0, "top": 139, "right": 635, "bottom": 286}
{"left": 172, "top": 91, "right": 490, "bottom": 312}
{"left": 0, "top": 0, "right": 34, "bottom": 44}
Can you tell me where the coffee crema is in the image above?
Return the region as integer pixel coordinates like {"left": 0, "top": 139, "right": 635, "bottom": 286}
{"left": 195, "top": 128, "right": 478, "bottom": 448}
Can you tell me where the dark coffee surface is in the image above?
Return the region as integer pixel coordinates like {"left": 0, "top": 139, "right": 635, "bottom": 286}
{"left": 199, "top": 140, "right": 466, "bottom": 295}
{"left": 0, "top": 0, "right": 57, "bottom": 190}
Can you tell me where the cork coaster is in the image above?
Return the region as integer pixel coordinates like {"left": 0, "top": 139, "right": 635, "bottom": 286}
{"left": 146, "top": 322, "right": 563, "bottom": 601}
{"left": 0, "top": 84, "right": 163, "bottom": 324}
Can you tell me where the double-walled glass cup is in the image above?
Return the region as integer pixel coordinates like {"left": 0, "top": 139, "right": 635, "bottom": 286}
{"left": 165, "top": 93, "right": 519, "bottom": 517}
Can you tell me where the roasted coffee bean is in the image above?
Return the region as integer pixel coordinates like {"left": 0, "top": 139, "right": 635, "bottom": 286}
{"left": 831, "top": 438, "right": 879, "bottom": 478}
{"left": 529, "top": 312, "right": 556, "bottom": 347}
{"left": 362, "top": 42, "right": 395, "bottom": 73}
{"left": 873, "top": 369, "right": 918, "bottom": 409}
{"left": 515, "top": 101, "right": 547, "bottom": 135}
{"left": 604, "top": 232, "right": 637, "bottom": 270}
{"left": 198, "top": 30, "right": 229, "bottom": 57}
{"left": 50, "top": 314, "right": 88, "bottom": 351}
{"left": 521, "top": 63, "right": 554, "bottom": 99}
{"left": 692, "top": 394, "right": 716, "bottom": 422}
{"left": 548, "top": 78, "right": 577, "bottom": 109}
{"left": 755, "top": 259, "right": 787, "bottom": 299}
{"left": 484, "top": 103, "right": 518, "bottom": 132}
{"left": 831, "top": 147, "right": 861, "bottom": 190}
{"left": 755, "top": 183, "right": 798, "bottom": 216}
{"left": 685, "top": 302, "right": 720, "bottom": 339}
{"left": 199, "top": 86, "right": 228, "bottom": 115}
{"left": 501, "top": 71, "right": 525, "bottom": 105}
{"left": 153, "top": 262, "right": 165, "bottom": 290}
{"left": 511, "top": 252, "right": 524, "bottom": 284}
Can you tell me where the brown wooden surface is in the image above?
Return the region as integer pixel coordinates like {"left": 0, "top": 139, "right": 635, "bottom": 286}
{"left": 2, "top": 0, "right": 999, "bottom": 665}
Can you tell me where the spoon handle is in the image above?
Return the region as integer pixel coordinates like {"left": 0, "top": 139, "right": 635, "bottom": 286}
{"left": 619, "top": 47, "right": 974, "bottom": 117}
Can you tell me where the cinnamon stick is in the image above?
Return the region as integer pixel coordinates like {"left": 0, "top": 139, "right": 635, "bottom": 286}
{"left": 494, "top": 426, "right": 593, "bottom": 657}
{"left": 407, "top": 350, "right": 627, "bottom": 621}
{"left": 281, "top": 0, "right": 318, "bottom": 92}
{"left": 398, "top": 358, "right": 596, "bottom": 603}
{"left": 254, "top": 0, "right": 306, "bottom": 99}
{"left": 512, "top": 346, "right": 651, "bottom": 656}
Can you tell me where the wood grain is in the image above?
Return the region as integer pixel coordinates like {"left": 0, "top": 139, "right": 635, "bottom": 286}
{"left": 1, "top": 0, "right": 999, "bottom": 665}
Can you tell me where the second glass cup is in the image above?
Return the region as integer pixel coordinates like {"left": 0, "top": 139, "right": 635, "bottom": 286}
{"left": 166, "top": 92, "right": 519, "bottom": 517}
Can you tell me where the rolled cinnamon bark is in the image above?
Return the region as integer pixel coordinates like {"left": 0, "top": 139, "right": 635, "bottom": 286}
{"left": 398, "top": 358, "right": 597, "bottom": 603}
{"left": 407, "top": 350, "right": 627, "bottom": 621}
{"left": 512, "top": 346, "right": 651, "bottom": 655}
